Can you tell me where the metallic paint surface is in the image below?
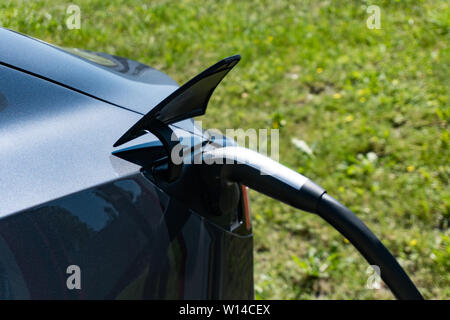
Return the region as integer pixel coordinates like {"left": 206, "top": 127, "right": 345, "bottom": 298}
{"left": 0, "top": 28, "right": 178, "bottom": 114}
{"left": 0, "top": 64, "right": 140, "bottom": 216}
{"left": 0, "top": 64, "right": 197, "bottom": 217}
{"left": 0, "top": 29, "right": 254, "bottom": 299}
{"left": 0, "top": 173, "right": 253, "bottom": 299}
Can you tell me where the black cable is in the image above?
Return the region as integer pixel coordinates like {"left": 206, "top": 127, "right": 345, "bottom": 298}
{"left": 201, "top": 146, "right": 423, "bottom": 300}
{"left": 316, "top": 193, "right": 423, "bottom": 300}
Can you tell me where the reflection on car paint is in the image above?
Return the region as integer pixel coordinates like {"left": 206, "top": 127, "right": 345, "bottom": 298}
{"left": 0, "top": 92, "right": 7, "bottom": 112}
{"left": 0, "top": 173, "right": 253, "bottom": 299}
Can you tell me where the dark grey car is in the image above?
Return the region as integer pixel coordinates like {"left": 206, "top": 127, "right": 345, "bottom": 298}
{"left": 0, "top": 28, "right": 422, "bottom": 300}
{"left": 0, "top": 28, "right": 252, "bottom": 299}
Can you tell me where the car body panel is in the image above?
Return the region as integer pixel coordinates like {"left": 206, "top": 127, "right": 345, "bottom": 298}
{"left": 0, "top": 63, "right": 141, "bottom": 217}
{"left": 0, "top": 172, "right": 253, "bottom": 299}
{"left": 0, "top": 28, "right": 253, "bottom": 299}
{"left": 0, "top": 28, "right": 178, "bottom": 115}
{"left": 0, "top": 64, "right": 205, "bottom": 217}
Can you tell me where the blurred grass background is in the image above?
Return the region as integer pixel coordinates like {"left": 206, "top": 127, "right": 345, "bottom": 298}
{"left": 1, "top": 0, "right": 448, "bottom": 299}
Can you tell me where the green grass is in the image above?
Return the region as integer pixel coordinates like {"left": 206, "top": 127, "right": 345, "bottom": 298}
{"left": 1, "top": 0, "right": 448, "bottom": 299}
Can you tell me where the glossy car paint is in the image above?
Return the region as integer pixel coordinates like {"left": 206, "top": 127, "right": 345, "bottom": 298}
{"left": 0, "top": 28, "right": 199, "bottom": 134}
{"left": 0, "top": 28, "right": 253, "bottom": 299}
{"left": 0, "top": 28, "right": 178, "bottom": 114}
{"left": 0, "top": 173, "right": 253, "bottom": 299}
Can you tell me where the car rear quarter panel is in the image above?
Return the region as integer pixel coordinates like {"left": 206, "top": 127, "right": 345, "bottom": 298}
{"left": 0, "top": 173, "right": 253, "bottom": 299}
{"left": 0, "top": 62, "right": 253, "bottom": 299}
